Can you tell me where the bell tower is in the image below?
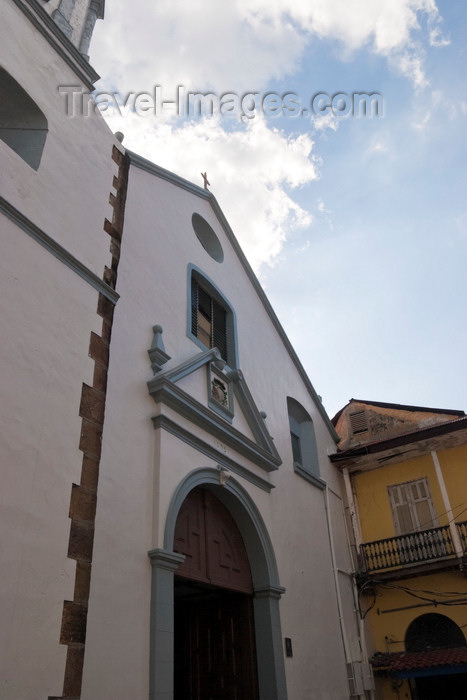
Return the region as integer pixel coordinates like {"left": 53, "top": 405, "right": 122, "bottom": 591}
{"left": 43, "top": 0, "right": 105, "bottom": 59}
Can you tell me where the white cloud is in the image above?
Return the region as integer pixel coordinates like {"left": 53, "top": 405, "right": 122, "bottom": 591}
{"left": 107, "top": 113, "right": 317, "bottom": 270}
{"left": 239, "top": 0, "right": 441, "bottom": 85}
{"left": 367, "top": 137, "right": 389, "bottom": 155}
{"left": 240, "top": 0, "right": 434, "bottom": 49}
{"left": 90, "top": 0, "right": 447, "bottom": 269}
{"left": 411, "top": 112, "right": 430, "bottom": 131}
{"left": 93, "top": 0, "right": 444, "bottom": 94}
{"left": 312, "top": 112, "right": 340, "bottom": 132}
{"left": 92, "top": 0, "right": 306, "bottom": 94}
{"left": 392, "top": 48, "right": 429, "bottom": 88}
{"left": 429, "top": 27, "right": 450, "bottom": 47}
{"left": 410, "top": 89, "right": 465, "bottom": 132}
{"left": 315, "top": 198, "right": 334, "bottom": 231}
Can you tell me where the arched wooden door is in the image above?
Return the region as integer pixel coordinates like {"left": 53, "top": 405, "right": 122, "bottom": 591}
{"left": 173, "top": 487, "right": 259, "bottom": 700}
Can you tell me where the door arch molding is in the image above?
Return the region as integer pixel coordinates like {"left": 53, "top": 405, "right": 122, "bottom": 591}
{"left": 149, "top": 467, "right": 287, "bottom": 700}
{"left": 165, "top": 468, "right": 283, "bottom": 590}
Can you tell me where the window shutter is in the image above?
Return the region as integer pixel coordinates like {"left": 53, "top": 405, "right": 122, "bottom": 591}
{"left": 388, "top": 484, "right": 416, "bottom": 535}
{"left": 212, "top": 299, "right": 227, "bottom": 363}
{"left": 190, "top": 273, "right": 232, "bottom": 365}
{"left": 411, "top": 480, "right": 438, "bottom": 530}
{"left": 388, "top": 479, "right": 437, "bottom": 535}
{"left": 191, "top": 277, "right": 199, "bottom": 337}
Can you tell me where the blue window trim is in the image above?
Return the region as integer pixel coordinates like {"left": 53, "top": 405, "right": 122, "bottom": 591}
{"left": 187, "top": 263, "right": 239, "bottom": 369}
{"left": 0, "top": 67, "right": 48, "bottom": 170}
{"left": 287, "top": 397, "right": 325, "bottom": 488}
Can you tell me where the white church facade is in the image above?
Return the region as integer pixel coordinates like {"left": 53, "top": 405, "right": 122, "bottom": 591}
{"left": 1, "top": 2, "right": 374, "bottom": 698}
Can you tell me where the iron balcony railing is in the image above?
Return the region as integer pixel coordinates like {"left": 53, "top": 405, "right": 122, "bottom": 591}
{"left": 458, "top": 520, "right": 467, "bottom": 551}
{"left": 360, "top": 521, "right": 467, "bottom": 574}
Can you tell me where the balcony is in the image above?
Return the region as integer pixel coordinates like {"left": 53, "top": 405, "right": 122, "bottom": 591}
{"left": 360, "top": 521, "right": 467, "bottom": 576}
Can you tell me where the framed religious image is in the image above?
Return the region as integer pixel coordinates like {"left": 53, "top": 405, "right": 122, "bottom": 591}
{"left": 208, "top": 364, "right": 234, "bottom": 421}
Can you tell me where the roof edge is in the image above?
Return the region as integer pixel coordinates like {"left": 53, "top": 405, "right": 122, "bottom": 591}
{"left": 331, "top": 415, "right": 467, "bottom": 462}
{"left": 332, "top": 398, "right": 465, "bottom": 425}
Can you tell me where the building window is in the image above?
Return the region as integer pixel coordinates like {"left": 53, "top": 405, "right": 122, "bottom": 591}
{"left": 189, "top": 267, "right": 236, "bottom": 367}
{"left": 0, "top": 68, "right": 48, "bottom": 170}
{"left": 388, "top": 478, "right": 438, "bottom": 535}
{"left": 290, "top": 429, "right": 302, "bottom": 465}
{"left": 287, "top": 397, "right": 323, "bottom": 487}
{"left": 192, "top": 213, "right": 224, "bottom": 262}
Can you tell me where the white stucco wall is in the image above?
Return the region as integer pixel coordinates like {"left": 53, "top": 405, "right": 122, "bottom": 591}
{"left": 83, "top": 162, "right": 357, "bottom": 699}
{"left": 0, "top": 218, "right": 102, "bottom": 699}
{"left": 1, "top": 3, "right": 119, "bottom": 697}
{"left": 2, "top": 0, "right": 116, "bottom": 279}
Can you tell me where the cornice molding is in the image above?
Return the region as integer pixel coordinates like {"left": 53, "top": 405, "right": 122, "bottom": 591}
{"left": 128, "top": 151, "right": 211, "bottom": 199}
{"left": 152, "top": 415, "right": 275, "bottom": 493}
{"left": 147, "top": 548, "right": 185, "bottom": 571}
{"left": 254, "top": 584, "right": 286, "bottom": 599}
{"left": 147, "top": 348, "right": 282, "bottom": 473}
{"left": 0, "top": 197, "right": 119, "bottom": 304}
{"left": 148, "top": 371, "right": 281, "bottom": 473}
{"left": 227, "top": 369, "right": 282, "bottom": 464}
{"left": 293, "top": 462, "right": 327, "bottom": 490}
{"left": 159, "top": 347, "right": 223, "bottom": 383}
{"left": 152, "top": 414, "right": 274, "bottom": 492}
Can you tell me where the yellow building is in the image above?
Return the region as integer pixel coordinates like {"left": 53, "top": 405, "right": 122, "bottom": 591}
{"left": 332, "top": 400, "right": 467, "bottom": 700}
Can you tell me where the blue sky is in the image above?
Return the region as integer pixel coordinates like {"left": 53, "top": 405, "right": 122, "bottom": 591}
{"left": 92, "top": 0, "right": 466, "bottom": 418}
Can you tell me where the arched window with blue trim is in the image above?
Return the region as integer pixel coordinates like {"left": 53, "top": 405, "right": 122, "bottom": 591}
{"left": 287, "top": 397, "right": 323, "bottom": 487}
{"left": 0, "top": 68, "right": 48, "bottom": 170}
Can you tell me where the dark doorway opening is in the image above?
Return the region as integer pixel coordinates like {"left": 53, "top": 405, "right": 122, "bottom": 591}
{"left": 410, "top": 672, "right": 467, "bottom": 700}
{"left": 173, "top": 487, "right": 259, "bottom": 700}
{"left": 174, "top": 579, "right": 259, "bottom": 700}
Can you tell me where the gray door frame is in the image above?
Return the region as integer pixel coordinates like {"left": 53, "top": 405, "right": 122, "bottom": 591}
{"left": 148, "top": 467, "right": 287, "bottom": 700}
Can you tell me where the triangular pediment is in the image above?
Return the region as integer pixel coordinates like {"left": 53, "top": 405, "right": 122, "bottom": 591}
{"left": 147, "top": 347, "right": 281, "bottom": 473}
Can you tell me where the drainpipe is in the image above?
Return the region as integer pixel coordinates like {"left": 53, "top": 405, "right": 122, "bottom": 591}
{"left": 342, "top": 468, "right": 363, "bottom": 549}
{"left": 431, "top": 450, "right": 464, "bottom": 560}
{"left": 324, "top": 486, "right": 367, "bottom": 699}
{"left": 341, "top": 469, "right": 375, "bottom": 699}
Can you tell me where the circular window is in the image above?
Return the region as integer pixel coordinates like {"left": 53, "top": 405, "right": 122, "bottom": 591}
{"left": 192, "top": 213, "right": 224, "bottom": 262}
